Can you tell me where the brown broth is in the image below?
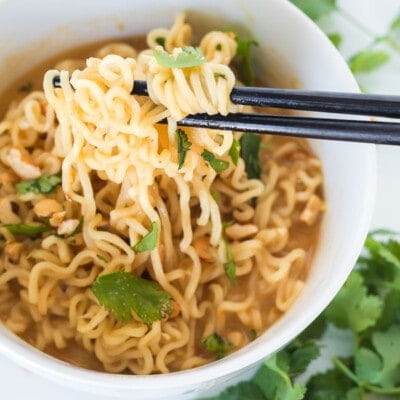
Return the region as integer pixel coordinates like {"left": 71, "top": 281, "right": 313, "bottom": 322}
{"left": 0, "top": 36, "right": 146, "bottom": 117}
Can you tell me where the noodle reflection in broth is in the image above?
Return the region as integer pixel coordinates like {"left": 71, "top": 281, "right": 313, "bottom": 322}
{"left": 0, "top": 13, "right": 325, "bottom": 374}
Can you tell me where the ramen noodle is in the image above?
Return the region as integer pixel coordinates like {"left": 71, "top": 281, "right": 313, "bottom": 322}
{"left": 0, "top": 13, "right": 324, "bottom": 374}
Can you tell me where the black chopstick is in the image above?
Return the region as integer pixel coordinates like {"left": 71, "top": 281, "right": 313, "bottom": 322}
{"left": 52, "top": 76, "right": 400, "bottom": 144}
{"left": 174, "top": 113, "right": 400, "bottom": 145}
{"left": 131, "top": 80, "right": 400, "bottom": 119}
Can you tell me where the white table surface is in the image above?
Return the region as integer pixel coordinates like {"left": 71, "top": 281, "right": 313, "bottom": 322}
{"left": 1, "top": 0, "right": 400, "bottom": 398}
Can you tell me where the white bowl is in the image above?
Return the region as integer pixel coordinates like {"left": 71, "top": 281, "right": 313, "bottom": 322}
{"left": 0, "top": 0, "right": 376, "bottom": 399}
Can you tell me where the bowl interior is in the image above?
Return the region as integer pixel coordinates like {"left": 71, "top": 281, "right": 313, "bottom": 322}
{"left": 0, "top": 0, "right": 376, "bottom": 398}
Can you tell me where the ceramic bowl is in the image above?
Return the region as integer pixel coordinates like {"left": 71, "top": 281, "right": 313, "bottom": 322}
{"left": 0, "top": 0, "right": 376, "bottom": 398}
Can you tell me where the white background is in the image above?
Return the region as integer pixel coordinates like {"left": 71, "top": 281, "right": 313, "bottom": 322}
{"left": 1, "top": 0, "right": 400, "bottom": 398}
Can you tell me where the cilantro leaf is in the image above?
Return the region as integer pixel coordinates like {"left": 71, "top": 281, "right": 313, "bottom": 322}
{"left": 364, "top": 234, "right": 400, "bottom": 269}
{"left": 349, "top": 50, "right": 390, "bottom": 74}
{"left": 289, "top": 0, "right": 337, "bottom": 21}
{"left": 228, "top": 138, "right": 240, "bottom": 166}
{"left": 358, "top": 251, "right": 400, "bottom": 292}
{"left": 153, "top": 46, "right": 206, "bottom": 68}
{"left": 332, "top": 357, "right": 360, "bottom": 386}
{"left": 305, "top": 368, "right": 357, "bottom": 400}
{"left": 16, "top": 173, "right": 62, "bottom": 195}
{"left": 210, "top": 190, "right": 219, "bottom": 202}
{"left": 201, "top": 150, "right": 229, "bottom": 173}
{"left": 254, "top": 354, "right": 306, "bottom": 400}
{"left": 175, "top": 129, "right": 192, "bottom": 169}
{"left": 3, "top": 223, "right": 52, "bottom": 236}
{"left": 223, "top": 241, "right": 236, "bottom": 285}
{"left": 390, "top": 14, "right": 400, "bottom": 31}
{"left": 286, "top": 340, "right": 320, "bottom": 375}
{"left": 297, "top": 313, "right": 327, "bottom": 342}
{"left": 324, "top": 271, "right": 383, "bottom": 333}
{"left": 239, "top": 133, "right": 262, "bottom": 179}
{"left": 202, "top": 381, "right": 266, "bottom": 400}
{"left": 368, "top": 228, "right": 400, "bottom": 236}
{"left": 373, "top": 290, "right": 400, "bottom": 331}
{"left": 223, "top": 261, "right": 236, "bottom": 285}
{"left": 155, "top": 37, "right": 166, "bottom": 48}
{"left": 234, "top": 36, "right": 258, "bottom": 86}
{"left": 133, "top": 222, "right": 159, "bottom": 252}
{"left": 359, "top": 234, "right": 400, "bottom": 291}
{"left": 201, "top": 333, "right": 233, "bottom": 359}
{"left": 327, "top": 32, "right": 342, "bottom": 48}
{"left": 92, "top": 271, "right": 173, "bottom": 324}
{"left": 222, "top": 223, "right": 237, "bottom": 284}
{"left": 345, "top": 387, "right": 362, "bottom": 400}
{"left": 370, "top": 324, "right": 400, "bottom": 388}
{"left": 96, "top": 254, "right": 108, "bottom": 263}
{"left": 248, "top": 329, "right": 257, "bottom": 341}
{"left": 339, "top": 327, "right": 400, "bottom": 394}
{"left": 387, "top": 14, "right": 400, "bottom": 44}
{"left": 214, "top": 72, "right": 226, "bottom": 79}
{"left": 267, "top": 339, "right": 320, "bottom": 379}
{"left": 354, "top": 347, "right": 382, "bottom": 384}
{"left": 204, "top": 346, "right": 313, "bottom": 400}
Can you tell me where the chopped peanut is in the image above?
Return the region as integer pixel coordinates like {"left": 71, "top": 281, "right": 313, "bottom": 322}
{"left": 227, "top": 331, "right": 245, "bottom": 347}
{"left": 6, "top": 146, "right": 41, "bottom": 180}
{"left": 34, "top": 199, "right": 63, "bottom": 218}
{"left": 57, "top": 219, "right": 80, "bottom": 236}
{"left": 300, "top": 194, "right": 325, "bottom": 225}
{"left": 192, "top": 236, "right": 212, "bottom": 260}
{"left": 49, "top": 211, "right": 66, "bottom": 227}
{"left": 97, "top": 218, "right": 109, "bottom": 228}
{"left": 4, "top": 242, "right": 23, "bottom": 262}
{"left": 0, "top": 198, "right": 21, "bottom": 224}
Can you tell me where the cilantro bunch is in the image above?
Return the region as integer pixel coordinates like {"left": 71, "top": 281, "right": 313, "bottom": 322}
{"left": 203, "top": 230, "right": 400, "bottom": 399}
{"left": 290, "top": 0, "right": 400, "bottom": 92}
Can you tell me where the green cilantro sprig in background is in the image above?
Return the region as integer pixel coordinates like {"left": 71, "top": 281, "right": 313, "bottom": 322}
{"left": 204, "top": 339, "right": 319, "bottom": 400}
{"left": 202, "top": 231, "right": 400, "bottom": 399}
{"left": 290, "top": 0, "right": 400, "bottom": 92}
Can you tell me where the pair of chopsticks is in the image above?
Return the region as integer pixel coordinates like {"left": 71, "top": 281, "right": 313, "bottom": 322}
{"left": 53, "top": 77, "right": 400, "bottom": 145}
